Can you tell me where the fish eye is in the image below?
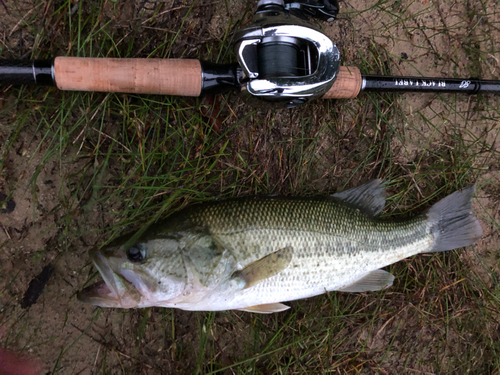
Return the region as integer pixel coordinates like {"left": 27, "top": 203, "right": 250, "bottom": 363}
{"left": 127, "top": 244, "right": 146, "bottom": 263}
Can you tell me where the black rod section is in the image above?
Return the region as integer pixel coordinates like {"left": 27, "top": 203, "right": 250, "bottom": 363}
{"left": 200, "top": 61, "right": 243, "bottom": 95}
{"left": 0, "top": 59, "right": 55, "bottom": 86}
{"left": 362, "top": 75, "right": 500, "bottom": 94}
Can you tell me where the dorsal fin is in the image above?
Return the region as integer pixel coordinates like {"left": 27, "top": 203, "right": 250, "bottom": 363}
{"left": 232, "top": 246, "right": 293, "bottom": 289}
{"left": 332, "top": 179, "right": 387, "bottom": 216}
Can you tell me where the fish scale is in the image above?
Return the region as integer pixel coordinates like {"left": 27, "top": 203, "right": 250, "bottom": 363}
{"left": 77, "top": 181, "right": 482, "bottom": 313}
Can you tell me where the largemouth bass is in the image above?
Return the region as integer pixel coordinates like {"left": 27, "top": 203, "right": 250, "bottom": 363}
{"left": 78, "top": 180, "right": 482, "bottom": 313}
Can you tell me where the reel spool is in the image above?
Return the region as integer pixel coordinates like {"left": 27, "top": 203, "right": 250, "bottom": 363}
{"left": 233, "top": 0, "right": 341, "bottom": 108}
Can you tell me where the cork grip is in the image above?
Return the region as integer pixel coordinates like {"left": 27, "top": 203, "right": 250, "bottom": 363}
{"left": 322, "top": 66, "right": 362, "bottom": 99}
{"left": 54, "top": 57, "right": 202, "bottom": 96}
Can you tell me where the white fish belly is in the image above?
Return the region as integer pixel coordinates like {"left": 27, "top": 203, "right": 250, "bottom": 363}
{"left": 196, "top": 227, "right": 434, "bottom": 311}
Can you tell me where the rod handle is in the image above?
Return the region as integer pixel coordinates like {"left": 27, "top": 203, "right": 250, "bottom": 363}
{"left": 322, "top": 66, "right": 362, "bottom": 99}
{"left": 54, "top": 57, "right": 203, "bottom": 96}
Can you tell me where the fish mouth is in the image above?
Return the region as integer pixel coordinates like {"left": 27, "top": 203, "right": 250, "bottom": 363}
{"left": 77, "top": 279, "right": 122, "bottom": 307}
{"left": 77, "top": 247, "right": 141, "bottom": 308}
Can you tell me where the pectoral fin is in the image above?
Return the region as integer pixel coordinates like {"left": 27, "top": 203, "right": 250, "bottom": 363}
{"left": 338, "top": 269, "right": 394, "bottom": 292}
{"left": 232, "top": 246, "right": 293, "bottom": 289}
{"left": 237, "top": 303, "right": 290, "bottom": 314}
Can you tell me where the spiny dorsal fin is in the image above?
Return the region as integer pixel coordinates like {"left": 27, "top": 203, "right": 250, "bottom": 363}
{"left": 232, "top": 246, "right": 293, "bottom": 289}
{"left": 338, "top": 269, "right": 394, "bottom": 292}
{"left": 332, "top": 179, "right": 387, "bottom": 217}
{"left": 237, "top": 303, "right": 290, "bottom": 314}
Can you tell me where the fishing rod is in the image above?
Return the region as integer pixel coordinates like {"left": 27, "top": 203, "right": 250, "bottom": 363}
{"left": 1, "top": 0, "right": 499, "bottom": 108}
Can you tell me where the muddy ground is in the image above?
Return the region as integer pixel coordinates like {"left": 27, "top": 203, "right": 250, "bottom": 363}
{"left": 1, "top": 0, "right": 500, "bottom": 374}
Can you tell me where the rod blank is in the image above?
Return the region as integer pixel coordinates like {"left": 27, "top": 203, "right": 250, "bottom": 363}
{"left": 0, "top": 60, "right": 54, "bottom": 86}
{"left": 362, "top": 75, "right": 500, "bottom": 94}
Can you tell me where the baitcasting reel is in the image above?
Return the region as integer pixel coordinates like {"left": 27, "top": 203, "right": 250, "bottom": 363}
{"left": 233, "top": 0, "right": 341, "bottom": 108}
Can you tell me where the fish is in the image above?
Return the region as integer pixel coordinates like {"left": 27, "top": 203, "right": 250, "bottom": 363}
{"left": 77, "top": 180, "right": 482, "bottom": 314}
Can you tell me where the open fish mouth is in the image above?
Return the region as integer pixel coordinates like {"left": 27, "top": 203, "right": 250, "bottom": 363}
{"left": 77, "top": 248, "right": 141, "bottom": 308}
{"left": 77, "top": 279, "right": 122, "bottom": 307}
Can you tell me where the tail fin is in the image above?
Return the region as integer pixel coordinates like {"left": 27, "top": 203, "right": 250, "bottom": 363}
{"left": 427, "top": 185, "right": 482, "bottom": 252}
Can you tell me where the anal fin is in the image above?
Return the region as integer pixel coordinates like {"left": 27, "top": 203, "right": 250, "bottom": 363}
{"left": 237, "top": 303, "right": 290, "bottom": 314}
{"left": 232, "top": 246, "right": 293, "bottom": 289}
{"left": 338, "top": 269, "right": 394, "bottom": 292}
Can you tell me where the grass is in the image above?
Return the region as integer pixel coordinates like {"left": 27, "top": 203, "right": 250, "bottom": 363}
{"left": 0, "top": 0, "right": 499, "bottom": 373}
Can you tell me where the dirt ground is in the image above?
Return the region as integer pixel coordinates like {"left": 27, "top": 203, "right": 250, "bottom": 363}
{"left": 1, "top": 0, "right": 499, "bottom": 374}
